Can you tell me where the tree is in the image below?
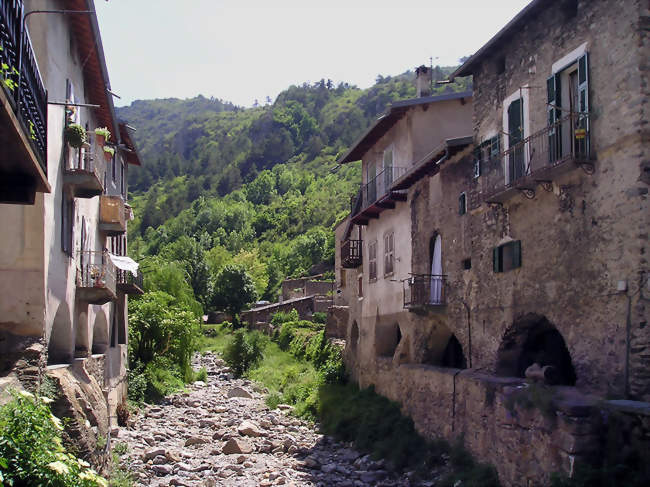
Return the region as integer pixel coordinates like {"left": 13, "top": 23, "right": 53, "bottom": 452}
{"left": 212, "top": 264, "right": 257, "bottom": 326}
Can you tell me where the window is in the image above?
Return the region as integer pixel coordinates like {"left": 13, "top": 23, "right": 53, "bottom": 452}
{"left": 61, "top": 193, "right": 74, "bottom": 256}
{"left": 358, "top": 275, "right": 363, "bottom": 297}
{"left": 473, "top": 135, "right": 500, "bottom": 178}
{"left": 120, "top": 161, "right": 126, "bottom": 197}
{"left": 384, "top": 232, "right": 394, "bottom": 276}
{"left": 493, "top": 240, "right": 522, "bottom": 273}
{"left": 507, "top": 98, "right": 526, "bottom": 182}
{"left": 383, "top": 148, "right": 393, "bottom": 187}
{"left": 462, "top": 258, "right": 472, "bottom": 270}
{"left": 368, "top": 241, "right": 377, "bottom": 281}
{"left": 459, "top": 192, "right": 467, "bottom": 215}
{"left": 496, "top": 56, "right": 506, "bottom": 75}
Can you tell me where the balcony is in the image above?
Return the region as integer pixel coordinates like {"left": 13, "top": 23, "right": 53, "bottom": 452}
{"left": 63, "top": 138, "right": 104, "bottom": 198}
{"left": 76, "top": 251, "right": 116, "bottom": 305}
{"left": 350, "top": 166, "right": 408, "bottom": 225}
{"left": 117, "top": 268, "right": 144, "bottom": 295}
{"left": 482, "top": 112, "right": 592, "bottom": 203}
{"left": 341, "top": 239, "right": 362, "bottom": 268}
{"left": 99, "top": 195, "right": 126, "bottom": 234}
{"left": 0, "top": 0, "right": 49, "bottom": 204}
{"left": 404, "top": 274, "right": 447, "bottom": 310}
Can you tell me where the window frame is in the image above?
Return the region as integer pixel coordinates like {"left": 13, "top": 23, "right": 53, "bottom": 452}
{"left": 493, "top": 240, "right": 522, "bottom": 273}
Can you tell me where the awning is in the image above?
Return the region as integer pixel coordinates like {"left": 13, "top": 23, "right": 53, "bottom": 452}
{"left": 108, "top": 254, "right": 139, "bottom": 276}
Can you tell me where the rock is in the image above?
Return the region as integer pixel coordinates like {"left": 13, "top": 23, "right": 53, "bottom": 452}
{"left": 152, "top": 464, "right": 173, "bottom": 475}
{"left": 185, "top": 435, "right": 208, "bottom": 446}
{"left": 222, "top": 438, "right": 254, "bottom": 454}
{"left": 227, "top": 387, "right": 253, "bottom": 399}
{"left": 238, "top": 420, "right": 262, "bottom": 437}
{"left": 143, "top": 448, "right": 166, "bottom": 461}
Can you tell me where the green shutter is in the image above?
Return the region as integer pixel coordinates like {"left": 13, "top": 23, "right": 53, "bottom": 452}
{"left": 577, "top": 53, "right": 590, "bottom": 158}
{"left": 493, "top": 247, "right": 502, "bottom": 273}
{"left": 512, "top": 240, "right": 522, "bottom": 269}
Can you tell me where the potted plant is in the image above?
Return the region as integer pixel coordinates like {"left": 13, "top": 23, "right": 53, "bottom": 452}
{"left": 64, "top": 123, "right": 86, "bottom": 148}
{"left": 94, "top": 127, "right": 110, "bottom": 146}
{"left": 103, "top": 146, "right": 115, "bottom": 162}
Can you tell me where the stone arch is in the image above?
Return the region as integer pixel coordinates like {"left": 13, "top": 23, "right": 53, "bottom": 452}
{"left": 495, "top": 313, "right": 576, "bottom": 385}
{"left": 375, "top": 321, "right": 402, "bottom": 358}
{"left": 48, "top": 302, "right": 73, "bottom": 365}
{"left": 92, "top": 309, "right": 109, "bottom": 354}
{"left": 349, "top": 320, "right": 359, "bottom": 354}
{"left": 421, "top": 322, "right": 467, "bottom": 369}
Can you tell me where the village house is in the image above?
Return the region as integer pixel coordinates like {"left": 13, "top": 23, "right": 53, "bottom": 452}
{"left": 0, "top": 0, "right": 142, "bottom": 450}
{"left": 335, "top": 0, "right": 649, "bottom": 484}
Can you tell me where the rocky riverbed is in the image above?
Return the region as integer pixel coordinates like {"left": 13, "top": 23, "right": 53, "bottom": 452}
{"left": 115, "top": 352, "right": 441, "bottom": 486}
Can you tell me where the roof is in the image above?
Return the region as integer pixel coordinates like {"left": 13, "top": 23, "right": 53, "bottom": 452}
{"left": 118, "top": 122, "right": 141, "bottom": 166}
{"left": 451, "top": 0, "right": 542, "bottom": 78}
{"left": 64, "top": 0, "right": 118, "bottom": 136}
{"left": 337, "top": 90, "right": 473, "bottom": 164}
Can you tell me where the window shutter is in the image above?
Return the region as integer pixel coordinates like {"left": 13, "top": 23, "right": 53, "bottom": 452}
{"left": 493, "top": 247, "right": 501, "bottom": 273}
{"left": 491, "top": 135, "right": 500, "bottom": 158}
{"left": 459, "top": 193, "right": 466, "bottom": 215}
{"left": 512, "top": 240, "right": 522, "bottom": 268}
{"left": 578, "top": 53, "right": 588, "bottom": 113}
{"left": 547, "top": 73, "right": 562, "bottom": 162}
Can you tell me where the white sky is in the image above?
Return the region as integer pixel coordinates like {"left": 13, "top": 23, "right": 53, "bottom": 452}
{"left": 95, "top": 0, "right": 531, "bottom": 108}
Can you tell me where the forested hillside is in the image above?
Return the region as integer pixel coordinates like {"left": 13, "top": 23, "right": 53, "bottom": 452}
{"left": 120, "top": 67, "right": 470, "bottom": 311}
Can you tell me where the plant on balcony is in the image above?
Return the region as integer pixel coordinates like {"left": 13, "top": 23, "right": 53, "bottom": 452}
{"left": 94, "top": 127, "right": 110, "bottom": 146}
{"left": 64, "top": 123, "right": 86, "bottom": 149}
{"left": 103, "top": 146, "right": 115, "bottom": 162}
{"left": 90, "top": 265, "right": 106, "bottom": 288}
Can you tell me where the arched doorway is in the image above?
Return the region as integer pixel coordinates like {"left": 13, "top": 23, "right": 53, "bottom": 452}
{"left": 429, "top": 234, "right": 443, "bottom": 305}
{"left": 48, "top": 302, "right": 73, "bottom": 365}
{"left": 375, "top": 322, "right": 402, "bottom": 358}
{"left": 421, "top": 322, "right": 467, "bottom": 369}
{"left": 496, "top": 314, "right": 576, "bottom": 385}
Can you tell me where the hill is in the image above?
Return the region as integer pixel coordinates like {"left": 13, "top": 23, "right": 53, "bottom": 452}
{"left": 119, "top": 67, "right": 470, "bottom": 309}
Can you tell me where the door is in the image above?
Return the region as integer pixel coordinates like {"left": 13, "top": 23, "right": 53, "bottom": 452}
{"left": 430, "top": 234, "right": 442, "bottom": 304}
{"left": 383, "top": 149, "right": 393, "bottom": 193}
{"left": 508, "top": 98, "right": 525, "bottom": 182}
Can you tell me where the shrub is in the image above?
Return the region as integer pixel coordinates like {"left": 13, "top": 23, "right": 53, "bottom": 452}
{"left": 223, "top": 329, "right": 267, "bottom": 377}
{"left": 64, "top": 123, "right": 86, "bottom": 148}
{"left": 194, "top": 367, "right": 208, "bottom": 382}
{"left": 0, "top": 390, "right": 108, "bottom": 487}
{"left": 312, "top": 311, "right": 327, "bottom": 324}
{"left": 270, "top": 308, "right": 299, "bottom": 326}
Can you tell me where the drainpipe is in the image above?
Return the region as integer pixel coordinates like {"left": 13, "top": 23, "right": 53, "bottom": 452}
{"left": 462, "top": 300, "right": 473, "bottom": 369}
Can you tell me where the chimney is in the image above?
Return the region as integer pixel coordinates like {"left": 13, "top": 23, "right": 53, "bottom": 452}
{"left": 415, "top": 65, "right": 432, "bottom": 98}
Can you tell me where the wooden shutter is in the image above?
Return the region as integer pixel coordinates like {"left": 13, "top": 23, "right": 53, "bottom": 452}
{"left": 547, "top": 73, "right": 562, "bottom": 162}
{"left": 512, "top": 240, "right": 522, "bottom": 268}
{"left": 493, "top": 247, "right": 502, "bottom": 273}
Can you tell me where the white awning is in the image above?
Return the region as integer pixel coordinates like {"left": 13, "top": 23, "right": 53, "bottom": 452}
{"left": 108, "top": 254, "right": 139, "bottom": 276}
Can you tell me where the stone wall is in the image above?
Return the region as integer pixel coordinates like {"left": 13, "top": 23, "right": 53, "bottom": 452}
{"left": 241, "top": 296, "right": 315, "bottom": 328}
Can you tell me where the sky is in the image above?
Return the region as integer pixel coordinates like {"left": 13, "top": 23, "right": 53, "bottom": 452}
{"left": 95, "top": 0, "right": 531, "bottom": 109}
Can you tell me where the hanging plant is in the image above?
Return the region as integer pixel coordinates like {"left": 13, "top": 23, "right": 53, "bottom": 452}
{"left": 64, "top": 123, "right": 86, "bottom": 148}
{"left": 103, "top": 146, "right": 115, "bottom": 162}
{"left": 94, "top": 127, "right": 110, "bottom": 146}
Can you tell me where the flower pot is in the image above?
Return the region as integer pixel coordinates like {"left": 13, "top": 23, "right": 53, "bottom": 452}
{"left": 104, "top": 150, "right": 113, "bottom": 162}
{"left": 96, "top": 133, "right": 106, "bottom": 147}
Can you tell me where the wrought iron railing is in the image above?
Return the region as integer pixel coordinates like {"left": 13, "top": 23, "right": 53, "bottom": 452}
{"left": 1, "top": 0, "right": 47, "bottom": 171}
{"left": 403, "top": 274, "right": 447, "bottom": 308}
{"left": 352, "top": 166, "right": 408, "bottom": 215}
{"left": 76, "top": 250, "right": 116, "bottom": 293}
{"left": 482, "top": 112, "right": 590, "bottom": 199}
{"left": 65, "top": 134, "right": 103, "bottom": 181}
{"left": 341, "top": 239, "right": 362, "bottom": 268}
{"left": 117, "top": 268, "right": 143, "bottom": 292}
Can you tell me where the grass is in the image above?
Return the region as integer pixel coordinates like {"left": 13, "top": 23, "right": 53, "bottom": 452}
{"left": 198, "top": 323, "right": 231, "bottom": 354}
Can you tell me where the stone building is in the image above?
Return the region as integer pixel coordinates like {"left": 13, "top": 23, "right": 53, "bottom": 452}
{"left": 336, "top": 0, "right": 649, "bottom": 484}
{"left": 0, "top": 0, "right": 142, "bottom": 451}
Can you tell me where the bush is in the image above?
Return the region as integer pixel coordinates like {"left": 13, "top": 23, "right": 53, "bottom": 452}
{"left": 0, "top": 390, "right": 108, "bottom": 487}
{"left": 270, "top": 308, "right": 299, "bottom": 326}
{"left": 312, "top": 311, "right": 327, "bottom": 324}
{"left": 223, "top": 329, "right": 267, "bottom": 377}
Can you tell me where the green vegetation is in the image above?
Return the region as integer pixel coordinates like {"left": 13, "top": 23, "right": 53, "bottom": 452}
{"left": 222, "top": 329, "right": 267, "bottom": 377}
{"left": 0, "top": 390, "right": 108, "bottom": 487}
{"left": 127, "top": 291, "right": 201, "bottom": 403}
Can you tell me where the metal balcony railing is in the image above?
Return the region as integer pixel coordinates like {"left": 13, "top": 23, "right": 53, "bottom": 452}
{"left": 341, "top": 239, "right": 362, "bottom": 268}
{"left": 404, "top": 274, "right": 447, "bottom": 308}
{"left": 351, "top": 166, "right": 408, "bottom": 215}
{"left": 76, "top": 250, "right": 117, "bottom": 304}
{"left": 63, "top": 133, "right": 105, "bottom": 197}
{"left": 117, "top": 268, "right": 144, "bottom": 295}
{"left": 1, "top": 0, "right": 47, "bottom": 170}
{"left": 482, "top": 112, "right": 591, "bottom": 201}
